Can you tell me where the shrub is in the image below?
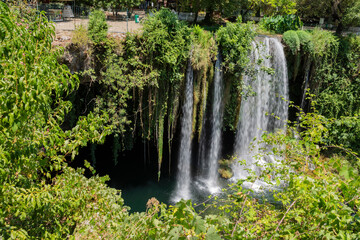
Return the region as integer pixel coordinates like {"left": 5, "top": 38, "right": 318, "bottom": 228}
{"left": 296, "top": 30, "right": 313, "bottom": 53}
{"left": 283, "top": 30, "right": 300, "bottom": 54}
{"left": 88, "top": 9, "right": 108, "bottom": 43}
{"left": 191, "top": 25, "right": 217, "bottom": 71}
{"left": 310, "top": 28, "right": 339, "bottom": 58}
{"left": 216, "top": 18, "right": 256, "bottom": 130}
{"left": 206, "top": 107, "right": 360, "bottom": 239}
{"left": 260, "top": 15, "right": 303, "bottom": 34}
{"left": 216, "top": 18, "right": 255, "bottom": 73}
{"left": 72, "top": 24, "right": 89, "bottom": 46}
{"left": 325, "top": 116, "right": 360, "bottom": 154}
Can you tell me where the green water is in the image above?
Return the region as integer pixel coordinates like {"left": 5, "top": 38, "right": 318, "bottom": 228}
{"left": 120, "top": 178, "right": 176, "bottom": 212}
{"left": 119, "top": 177, "right": 231, "bottom": 213}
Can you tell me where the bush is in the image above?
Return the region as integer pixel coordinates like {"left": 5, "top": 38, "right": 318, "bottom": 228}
{"left": 296, "top": 30, "right": 313, "bottom": 53}
{"left": 72, "top": 24, "right": 89, "bottom": 46}
{"left": 191, "top": 25, "right": 217, "bottom": 71}
{"left": 216, "top": 18, "right": 255, "bottom": 73}
{"left": 2, "top": 167, "right": 128, "bottom": 239}
{"left": 216, "top": 18, "right": 256, "bottom": 130}
{"left": 283, "top": 30, "right": 300, "bottom": 54}
{"left": 260, "top": 15, "right": 303, "bottom": 34}
{"left": 206, "top": 108, "right": 360, "bottom": 239}
{"left": 310, "top": 28, "right": 339, "bottom": 58}
{"left": 141, "top": 8, "right": 191, "bottom": 71}
{"left": 283, "top": 30, "right": 315, "bottom": 55}
{"left": 325, "top": 116, "right": 360, "bottom": 154}
{"left": 88, "top": 9, "right": 108, "bottom": 43}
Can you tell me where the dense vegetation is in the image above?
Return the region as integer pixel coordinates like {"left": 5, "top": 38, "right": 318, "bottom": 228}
{"left": 75, "top": 0, "right": 360, "bottom": 34}
{"left": 1, "top": 2, "right": 360, "bottom": 239}
{"left": 283, "top": 28, "right": 360, "bottom": 154}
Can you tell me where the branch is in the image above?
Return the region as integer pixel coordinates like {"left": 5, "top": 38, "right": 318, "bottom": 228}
{"left": 231, "top": 195, "right": 248, "bottom": 238}
{"left": 321, "top": 145, "right": 360, "bottom": 160}
{"left": 345, "top": 195, "right": 359, "bottom": 205}
{"left": 270, "top": 199, "right": 297, "bottom": 240}
{"left": 231, "top": 177, "right": 260, "bottom": 237}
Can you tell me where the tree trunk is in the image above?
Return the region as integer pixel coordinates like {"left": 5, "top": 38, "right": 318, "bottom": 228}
{"left": 256, "top": 8, "right": 260, "bottom": 17}
{"left": 332, "top": 0, "right": 343, "bottom": 35}
{"left": 241, "top": 9, "right": 249, "bottom": 22}
{"left": 194, "top": 11, "right": 199, "bottom": 24}
{"left": 193, "top": 0, "right": 200, "bottom": 24}
{"left": 336, "top": 21, "right": 344, "bottom": 35}
{"left": 204, "top": 5, "right": 214, "bottom": 23}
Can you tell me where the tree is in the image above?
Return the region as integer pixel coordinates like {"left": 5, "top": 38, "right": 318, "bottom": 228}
{"left": 296, "top": 0, "right": 360, "bottom": 34}
{"left": 249, "top": 0, "right": 297, "bottom": 16}
{"left": 105, "top": 0, "right": 141, "bottom": 16}
{"left": 0, "top": 2, "right": 122, "bottom": 238}
{"left": 200, "top": 0, "right": 297, "bottom": 23}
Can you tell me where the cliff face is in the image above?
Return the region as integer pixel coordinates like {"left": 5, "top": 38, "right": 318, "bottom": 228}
{"left": 60, "top": 43, "right": 93, "bottom": 83}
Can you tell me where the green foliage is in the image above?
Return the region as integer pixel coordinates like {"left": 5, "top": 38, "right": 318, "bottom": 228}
{"left": 191, "top": 25, "right": 217, "bottom": 71}
{"left": 2, "top": 3, "right": 360, "bottom": 239}
{"left": 105, "top": 0, "right": 142, "bottom": 11}
{"left": 88, "top": 9, "right": 108, "bottom": 43}
{"left": 141, "top": 8, "right": 191, "bottom": 73}
{"left": 0, "top": 3, "right": 74, "bottom": 186}
{"left": 72, "top": 24, "right": 90, "bottom": 47}
{"left": 191, "top": 25, "right": 217, "bottom": 137}
{"left": 313, "top": 33, "right": 360, "bottom": 119}
{"left": 207, "top": 0, "right": 297, "bottom": 20}
{"left": 296, "top": 0, "right": 360, "bottom": 33}
{"left": 120, "top": 0, "right": 142, "bottom": 10}
{"left": 218, "top": 168, "right": 233, "bottom": 179}
{"left": 0, "top": 3, "right": 13, "bottom": 41}
{"left": 119, "top": 199, "right": 222, "bottom": 239}
{"left": 0, "top": 2, "right": 118, "bottom": 238}
{"left": 310, "top": 28, "right": 339, "bottom": 59}
{"left": 216, "top": 19, "right": 255, "bottom": 74}
{"left": 296, "top": 30, "right": 313, "bottom": 53}
{"left": 204, "top": 106, "right": 360, "bottom": 239}
{"left": 260, "top": 14, "right": 303, "bottom": 34}
{"left": 342, "top": 0, "right": 360, "bottom": 27}
{"left": 325, "top": 116, "right": 360, "bottom": 154}
{"left": 283, "top": 30, "right": 300, "bottom": 54}
{"left": 283, "top": 30, "right": 313, "bottom": 54}
{"left": 98, "top": 8, "right": 192, "bottom": 175}
{"left": 251, "top": 0, "right": 298, "bottom": 16}
{"left": 284, "top": 29, "right": 360, "bottom": 154}
{"left": 2, "top": 167, "right": 128, "bottom": 239}
{"left": 216, "top": 19, "right": 255, "bottom": 130}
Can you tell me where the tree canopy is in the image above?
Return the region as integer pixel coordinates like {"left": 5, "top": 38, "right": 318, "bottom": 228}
{"left": 296, "top": 0, "right": 360, "bottom": 33}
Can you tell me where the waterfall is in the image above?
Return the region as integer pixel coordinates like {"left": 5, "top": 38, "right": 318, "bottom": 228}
{"left": 196, "top": 54, "right": 224, "bottom": 194}
{"left": 204, "top": 54, "right": 224, "bottom": 193}
{"left": 232, "top": 37, "right": 289, "bottom": 182}
{"left": 172, "top": 60, "right": 194, "bottom": 202}
{"left": 197, "top": 105, "right": 208, "bottom": 176}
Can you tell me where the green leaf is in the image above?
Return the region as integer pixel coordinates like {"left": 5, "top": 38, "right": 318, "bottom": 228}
{"left": 206, "top": 227, "right": 221, "bottom": 240}
{"left": 340, "top": 166, "right": 350, "bottom": 180}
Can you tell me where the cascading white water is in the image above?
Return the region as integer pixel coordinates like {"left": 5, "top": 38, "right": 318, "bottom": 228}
{"left": 204, "top": 55, "right": 224, "bottom": 193}
{"left": 232, "top": 37, "right": 289, "bottom": 182}
{"left": 172, "top": 61, "right": 194, "bottom": 202}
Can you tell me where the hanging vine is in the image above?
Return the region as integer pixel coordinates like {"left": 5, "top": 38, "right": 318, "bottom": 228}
{"left": 190, "top": 26, "right": 217, "bottom": 139}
